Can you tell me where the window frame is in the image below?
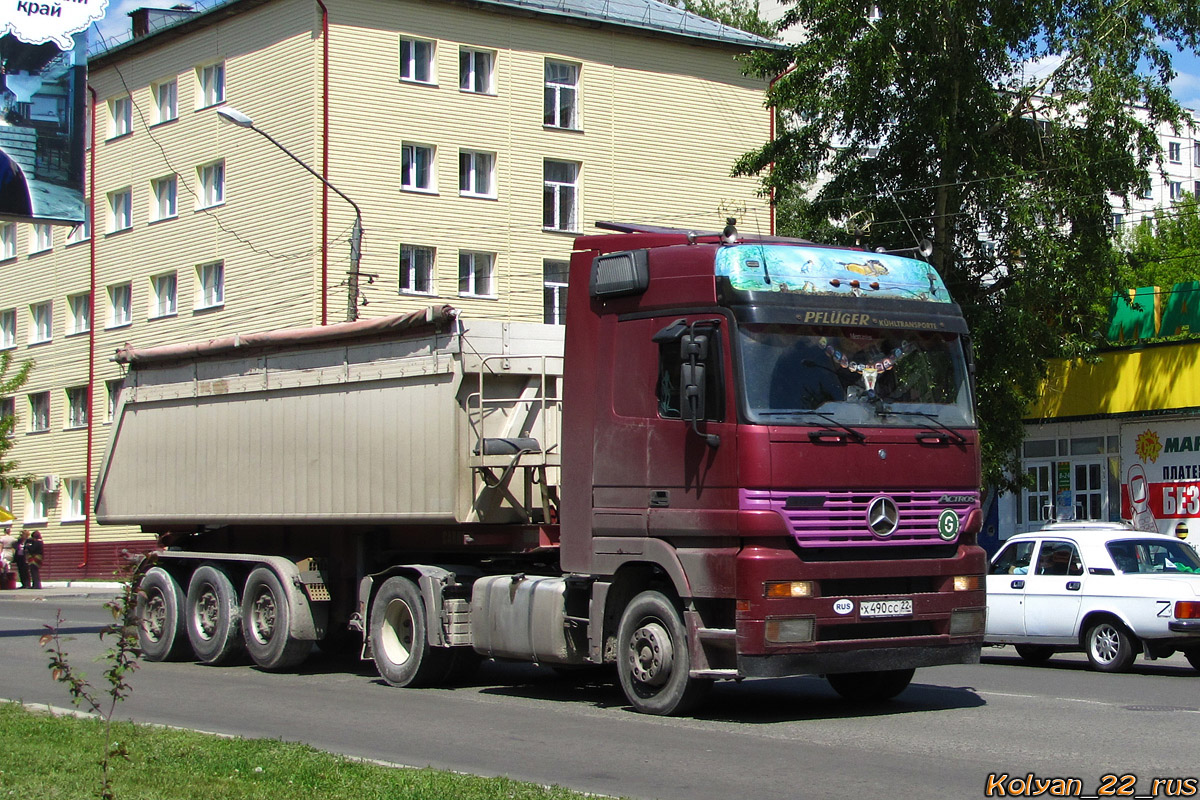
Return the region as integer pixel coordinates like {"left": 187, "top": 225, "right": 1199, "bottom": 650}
{"left": 0, "top": 223, "right": 15, "bottom": 260}
{"left": 108, "top": 282, "right": 133, "bottom": 328}
{"left": 29, "top": 224, "right": 53, "bottom": 254}
{"left": 196, "top": 261, "right": 225, "bottom": 309}
{"left": 29, "top": 301, "right": 52, "bottom": 344}
{"left": 197, "top": 62, "right": 226, "bottom": 109}
{"left": 459, "top": 149, "right": 496, "bottom": 198}
{"left": 0, "top": 308, "right": 15, "bottom": 349}
{"left": 399, "top": 37, "right": 436, "bottom": 84}
{"left": 154, "top": 78, "right": 178, "bottom": 124}
{"left": 106, "top": 378, "right": 124, "bottom": 422}
{"left": 66, "top": 208, "right": 91, "bottom": 244}
{"left": 401, "top": 142, "right": 436, "bottom": 193}
{"left": 150, "top": 271, "right": 178, "bottom": 319}
{"left": 28, "top": 391, "right": 50, "bottom": 433}
{"left": 1169, "top": 140, "right": 1182, "bottom": 164}
{"left": 198, "top": 160, "right": 225, "bottom": 208}
{"left": 66, "top": 385, "right": 89, "bottom": 429}
{"left": 543, "top": 259, "right": 569, "bottom": 325}
{"left": 109, "top": 95, "right": 132, "bottom": 138}
{"left": 62, "top": 477, "right": 87, "bottom": 522}
{"left": 151, "top": 174, "right": 179, "bottom": 221}
{"left": 544, "top": 60, "right": 580, "bottom": 130}
{"left": 458, "top": 251, "right": 496, "bottom": 298}
{"left": 109, "top": 187, "right": 133, "bottom": 232}
{"left": 67, "top": 292, "right": 91, "bottom": 335}
{"left": 543, "top": 160, "right": 580, "bottom": 232}
{"left": 459, "top": 47, "right": 495, "bottom": 94}
{"left": 25, "top": 484, "right": 48, "bottom": 524}
{"left": 399, "top": 245, "right": 436, "bottom": 295}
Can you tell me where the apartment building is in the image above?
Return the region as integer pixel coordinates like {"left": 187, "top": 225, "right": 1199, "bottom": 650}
{"left": 0, "top": 0, "right": 775, "bottom": 578}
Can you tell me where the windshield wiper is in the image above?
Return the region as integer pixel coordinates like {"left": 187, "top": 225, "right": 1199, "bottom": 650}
{"left": 756, "top": 411, "right": 867, "bottom": 441}
{"left": 877, "top": 407, "right": 967, "bottom": 445}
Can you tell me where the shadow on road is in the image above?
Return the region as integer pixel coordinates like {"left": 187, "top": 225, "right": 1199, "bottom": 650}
{"left": 0, "top": 625, "right": 105, "bottom": 640}
{"left": 981, "top": 650, "right": 1197, "bottom": 678}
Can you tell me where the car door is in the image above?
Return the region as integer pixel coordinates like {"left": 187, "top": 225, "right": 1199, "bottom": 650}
{"left": 985, "top": 540, "right": 1037, "bottom": 638}
{"left": 1023, "top": 539, "right": 1086, "bottom": 639}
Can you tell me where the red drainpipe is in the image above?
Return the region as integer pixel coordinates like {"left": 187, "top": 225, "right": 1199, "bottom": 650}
{"left": 317, "top": 0, "right": 329, "bottom": 325}
{"left": 767, "top": 64, "right": 796, "bottom": 236}
{"left": 82, "top": 85, "right": 97, "bottom": 572}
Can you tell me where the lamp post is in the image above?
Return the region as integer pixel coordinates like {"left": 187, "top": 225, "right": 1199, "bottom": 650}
{"left": 217, "top": 106, "right": 364, "bottom": 322}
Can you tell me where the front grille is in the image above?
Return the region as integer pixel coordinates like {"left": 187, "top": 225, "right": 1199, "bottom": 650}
{"left": 743, "top": 489, "right": 978, "bottom": 548}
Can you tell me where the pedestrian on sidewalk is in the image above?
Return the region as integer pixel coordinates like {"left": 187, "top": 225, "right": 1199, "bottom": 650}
{"left": 14, "top": 529, "right": 30, "bottom": 588}
{"left": 26, "top": 531, "right": 43, "bottom": 590}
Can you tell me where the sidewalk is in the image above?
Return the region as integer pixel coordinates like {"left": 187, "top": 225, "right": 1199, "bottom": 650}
{"left": 0, "top": 581, "right": 126, "bottom": 600}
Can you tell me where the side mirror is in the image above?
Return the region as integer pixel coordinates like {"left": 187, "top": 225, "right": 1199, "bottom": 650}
{"left": 681, "top": 362, "right": 706, "bottom": 423}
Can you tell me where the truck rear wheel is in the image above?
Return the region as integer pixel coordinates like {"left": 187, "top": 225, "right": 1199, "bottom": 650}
{"left": 370, "top": 576, "right": 452, "bottom": 687}
{"left": 616, "top": 590, "right": 712, "bottom": 716}
{"left": 242, "top": 567, "right": 313, "bottom": 671}
{"left": 185, "top": 564, "right": 245, "bottom": 665}
{"left": 136, "top": 567, "right": 191, "bottom": 661}
{"left": 826, "top": 668, "right": 915, "bottom": 702}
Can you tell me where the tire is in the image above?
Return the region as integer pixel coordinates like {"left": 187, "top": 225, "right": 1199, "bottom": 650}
{"left": 242, "top": 567, "right": 313, "bottom": 671}
{"left": 1014, "top": 644, "right": 1056, "bottom": 664}
{"left": 1085, "top": 619, "right": 1138, "bottom": 673}
{"left": 135, "top": 567, "right": 191, "bottom": 661}
{"left": 1183, "top": 647, "right": 1200, "bottom": 673}
{"left": 826, "top": 668, "right": 915, "bottom": 702}
{"left": 185, "top": 564, "right": 245, "bottom": 666}
{"left": 369, "top": 576, "right": 452, "bottom": 687}
{"left": 616, "top": 590, "right": 712, "bottom": 716}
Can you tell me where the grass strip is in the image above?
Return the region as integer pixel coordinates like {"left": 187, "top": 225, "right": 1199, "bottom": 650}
{"left": 0, "top": 702, "right": 613, "bottom": 800}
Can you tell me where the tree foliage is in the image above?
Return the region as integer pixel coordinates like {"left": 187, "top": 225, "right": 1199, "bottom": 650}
{"left": 1118, "top": 194, "right": 1200, "bottom": 291}
{"left": 0, "top": 350, "right": 35, "bottom": 497}
{"left": 736, "top": 0, "right": 1199, "bottom": 491}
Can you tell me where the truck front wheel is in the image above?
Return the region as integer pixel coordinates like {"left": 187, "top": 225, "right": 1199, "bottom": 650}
{"left": 370, "top": 576, "right": 451, "bottom": 687}
{"left": 185, "top": 564, "right": 245, "bottom": 666}
{"left": 242, "top": 567, "right": 313, "bottom": 671}
{"left": 136, "top": 567, "right": 191, "bottom": 661}
{"left": 616, "top": 590, "right": 712, "bottom": 716}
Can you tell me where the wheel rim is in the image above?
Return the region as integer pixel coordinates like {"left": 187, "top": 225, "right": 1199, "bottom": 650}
{"left": 142, "top": 590, "right": 166, "bottom": 643}
{"left": 628, "top": 621, "right": 674, "bottom": 688}
{"left": 1091, "top": 624, "right": 1121, "bottom": 664}
{"left": 194, "top": 586, "right": 219, "bottom": 641}
{"left": 380, "top": 598, "right": 415, "bottom": 666}
{"left": 249, "top": 589, "right": 277, "bottom": 645}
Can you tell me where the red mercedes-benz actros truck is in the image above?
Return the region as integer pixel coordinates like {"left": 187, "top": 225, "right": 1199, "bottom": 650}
{"left": 96, "top": 223, "right": 986, "bottom": 715}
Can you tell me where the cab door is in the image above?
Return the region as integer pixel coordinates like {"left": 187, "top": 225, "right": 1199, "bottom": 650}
{"left": 985, "top": 540, "right": 1036, "bottom": 638}
{"left": 1022, "top": 540, "right": 1086, "bottom": 639}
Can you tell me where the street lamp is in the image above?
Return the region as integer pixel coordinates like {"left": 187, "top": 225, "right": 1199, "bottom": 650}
{"left": 217, "top": 106, "right": 365, "bottom": 322}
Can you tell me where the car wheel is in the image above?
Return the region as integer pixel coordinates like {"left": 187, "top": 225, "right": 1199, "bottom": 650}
{"left": 616, "top": 590, "right": 712, "bottom": 716}
{"left": 1085, "top": 619, "right": 1137, "bottom": 673}
{"left": 1185, "top": 647, "right": 1200, "bottom": 673}
{"left": 369, "top": 576, "right": 452, "bottom": 687}
{"left": 1014, "top": 644, "right": 1055, "bottom": 664}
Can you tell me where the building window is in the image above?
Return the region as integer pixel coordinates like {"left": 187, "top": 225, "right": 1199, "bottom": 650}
{"left": 154, "top": 79, "right": 178, "bottom": 124}
{"left": 29, "top": 301, "right": 52, "bottom": 344}
{"left": 150, "top": 272, "right": 178, "bottom": 318}
{"left": 1170, "top": 181, "right": 1184, "bottom": 201}
{"left": 543, "top": 259, "right": 569, "bottom": 325}
{"left": 458, "top": 251, "right": 495, "bottom": 297}
{"left": 108, "top": 282, "right": 132, "bottom": 327}
{"left": 0, "top": 223, "right": 15, "bottom": 259}
{"left": 63, "top": 478, "right": 86, "bottom": 522}
{"left": 459, "top": 150, "right": 495, "bottom": 198}
{"left": 25, "top": 484, "right": 47, "bottom": 523}
{"left": 0, "top": 309, "right": 14, "bottom": 349}
{"left": 197, "top": 261, "right": 224, "bottom": 309}
{"left": 1141, "top": 184, "right": 1154, "bottom": 200}
{"left": 29, "top": 391, "right": 50, "bottom": 432}
{"left": 67, "top": 292, "right": 91, "bottom": 335}
{"left": 66, "top": 208, "right": 90, "bottom": 244}
{"left": 543, "top": 160, "right": 579, "bottom": 232}
{"left": 401, "top": 143, "right": 435, "bottom": 192}
{"left": 399, "top": 245, "right": 435, "bottom": 295}
{"left": 30, "top": 224, "right": 52, "bottom": 253}
{"left": 106, "top": 378, "right": 124, "bottom": 422}
{"left": 1194, "top": 141, "right": 1200, "bottom": 168}
{"left": 110, "top": 96, "right": 132, "bottom": 138}
{"left": 400, "top": 37, "right": 435, "bottom": 84}
{"left": 460, "top": 48, "right": 494, "bottom": 94}
{"left": 151, "top": 175, "right": 178, "bottom": 221}
{"left": 198, "top": 62, "right": 225, "bottom": 108}
{"left": 198, "top": 160, "right": 225, "bottom": 208}
{"left": 66, "top": 386, "right": 88, "bottom": 428}
{"left": 109, "top": 188, "right": 132, "bottom": 232}
{"left": 544, "top": 61, "right": 579, "bottom": 129}
{"left": 1169, "top": 141, "right": 1182, "bottom": 163}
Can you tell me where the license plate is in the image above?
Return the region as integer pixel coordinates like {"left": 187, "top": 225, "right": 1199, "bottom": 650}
{"left": 859, "top": 599, "right": 913, "bottom": 618}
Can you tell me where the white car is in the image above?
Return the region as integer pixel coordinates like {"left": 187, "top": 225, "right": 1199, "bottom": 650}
{"left": 985, "top": 522, "right": 1200, "bottom": 672}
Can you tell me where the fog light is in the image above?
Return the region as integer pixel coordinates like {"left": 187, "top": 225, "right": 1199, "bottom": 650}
{"left": 765, "top": 617, "right": 815, "bottom": 643}
{"left": 949, "top": 608, "right": 986, "bottom": 635}
{"left": 764, "top": 580, "right": 816, "bottom": 598}
{"left": 953, "top": 575, "right": 981, "bottom": 592}
{"left": 1175, "top": 601, "right": 1200, "bottom": 619}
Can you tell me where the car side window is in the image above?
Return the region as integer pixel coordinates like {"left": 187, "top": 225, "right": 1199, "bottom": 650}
{"left": 990, "top": 541, "right": 1035, "bottom": 575}
{"left": 1034, "top": 541, "right": 1084, "bottom": 576}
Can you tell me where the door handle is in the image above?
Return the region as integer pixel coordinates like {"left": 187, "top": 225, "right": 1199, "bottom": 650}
{"left": 1010, "top": 580, "right": 1025, "bottom": 589}
{"left": 1067, "top": 581, "right": 1081, "bottom": 591}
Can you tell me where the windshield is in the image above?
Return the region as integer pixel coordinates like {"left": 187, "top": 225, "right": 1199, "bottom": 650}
{"left": 1106, "top": 539, "right": 1200, "bottom": 574}
{"left": 737, "top": 323, "right": 975, "bottom": 427}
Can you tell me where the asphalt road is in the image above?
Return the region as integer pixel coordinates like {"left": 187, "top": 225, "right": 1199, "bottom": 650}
{"left": 2, "top": 591, "right": 1198, "bottom": 800}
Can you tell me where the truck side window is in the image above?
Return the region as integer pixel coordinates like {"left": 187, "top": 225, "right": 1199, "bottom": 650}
{"left": 657, "top": 326, "right": 723, "bottom": 422}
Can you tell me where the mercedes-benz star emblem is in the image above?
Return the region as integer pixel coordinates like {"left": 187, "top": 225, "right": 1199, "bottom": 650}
{"left": 866, "top": 496, "right": 900, "bottom": 538}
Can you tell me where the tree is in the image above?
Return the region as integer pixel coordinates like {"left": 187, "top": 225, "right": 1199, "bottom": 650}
{"left": 1, "top": 350, "right": 35, "bottom": 504}
{"left": 736, "top": 0, "right": 1199, "bottom": 491}
{"left": 1118, "top": 194, "right": 1200, "bottom": 292}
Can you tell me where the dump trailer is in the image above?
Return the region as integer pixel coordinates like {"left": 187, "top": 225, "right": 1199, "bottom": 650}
{"left": 97, "top": 223, "right": 987, "bottom": 715}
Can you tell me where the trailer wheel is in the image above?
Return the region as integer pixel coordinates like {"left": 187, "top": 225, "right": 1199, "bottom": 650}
{"left": 135, "top": 567, "right": 191, "bottom": 661}
{"left": 616, "top": 590, "right": 712, "bottom": 716}
{"left": 185, "top": 564, "right": 245, "bottom": 665}
{"left": 242, "top": 567, "right": 313, "bottom": 671}
{"left": 826, "top": 668, "right": 915, "bottom": 702}
{"left": 370, "top": 576, "right": 451, "bottom": 687}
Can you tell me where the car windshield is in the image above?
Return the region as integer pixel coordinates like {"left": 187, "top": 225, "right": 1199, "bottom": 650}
{"left": 1106, "top": 539, "right": 1200, "bottom": 574}
{"left": 736, "top": 323, "right": 975, "bottom": 427}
